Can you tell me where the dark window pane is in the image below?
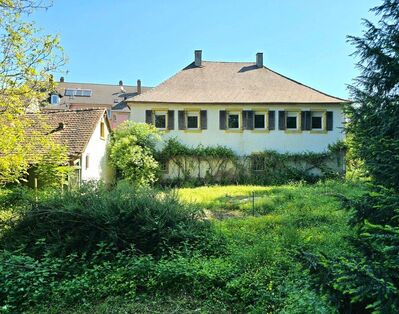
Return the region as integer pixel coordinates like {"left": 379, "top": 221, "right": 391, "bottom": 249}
{"left": 312, "top": 116, "right": 322, "bottom": 129}
{"left": 228, "top": 114, "right": 239, "bottom": 129}
{"left": 187, "top": 116, "right": 198, "bottom": 129}
{"left": 155, "top": 114, "right": 166, "bottom": 128}
{"left": 252, "top": 157, "right": 265, "bottom": 171}
{"left": 286, "top": 116, "right": 297, "bottom": 129}
{"left": 254, "top": 114, "right": 265, "bottom": 129}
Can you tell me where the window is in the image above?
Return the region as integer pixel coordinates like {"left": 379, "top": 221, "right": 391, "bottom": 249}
{"left": 286, "top": 111, "right": 298, "bottom": 130}
{"left": 64, "top": 88, "right": 92, "bottom": 97}
{"left": 186, "top": 111, "right": 199, "bottom": 129}
{"left": 85, "top": 155, "right": 89, "bottom": 170}
{"left": 100, "top": 121, "right": 105, "bottom": 139}
{"left": 159, "top": 160, "right": 168, "bottom": 173}
{"left": 50, "top": 94, "right": 59, "bottom": 104}
{"left": 311, "top": 112, "right": 323, "bottom": 130}
{"left": 154, "top": 111, "right": 167, "bottom": 129}
{"left": 227, "top": 112, "right": 240, "bottom": 129}
{"left": 252, "top": 156, "right": 266, "bottom": 172}
{"left": 254, "top": 113, "right": 266, "bottom": 129}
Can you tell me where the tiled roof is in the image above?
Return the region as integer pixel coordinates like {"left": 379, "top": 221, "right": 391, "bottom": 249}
{"left": 127, "top": 61, "right": 348, "bottom": 104}
{"left": 44, "top": 82, "right": 151, "bottom": 109}
{"left": 26, "top": 109, "right": 107, "bottom": 156}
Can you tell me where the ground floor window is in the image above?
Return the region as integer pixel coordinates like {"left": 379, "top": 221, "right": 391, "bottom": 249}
{"left": 252, "top": 156, "right": 266, "bottom": 171}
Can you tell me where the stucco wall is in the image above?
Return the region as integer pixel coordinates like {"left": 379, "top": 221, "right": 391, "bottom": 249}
{"left": 81, "top": 117, "right": 110, "bottom": 181}
{"left": 111, "top": 111, "right": 130, "bottom": 129}
{"left": 129, "top": 103, "right": 345, "bottom": 155}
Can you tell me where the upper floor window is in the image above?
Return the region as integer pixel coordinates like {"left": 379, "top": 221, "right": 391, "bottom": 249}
{"left": 186, "top": 111, "right": 200, "bottom": 129}
{"left": 286, "top": 111, "right": 299, "bottom": 130}
{"left": 100, "top": 121, "right": 105, "bottom": 139}
{"left": 50, "top": 94, "right": 59, "bottom": 104}
{"left": 154, "top": 111, "right": 167, "bottom": 129}
{"left": 254, "top": 112, "right": 267, "bottom": 129}
{"left": 227, "top": 112, "right": 240, "bottom": 129}
{"left": 85, "top": 154, "right": 90, "bottom": 170}
{"left": 311, "top": 112, "right": 323, "bottom": 130}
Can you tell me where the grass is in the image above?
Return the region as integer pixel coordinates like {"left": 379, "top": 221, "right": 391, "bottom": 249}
{"left": 2, "top": 180, "right": 368, "bottom": 313}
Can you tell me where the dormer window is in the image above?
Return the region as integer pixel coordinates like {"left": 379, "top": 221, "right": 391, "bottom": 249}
{"left": 50, "top": 94, "right": 59, "bottom": 104}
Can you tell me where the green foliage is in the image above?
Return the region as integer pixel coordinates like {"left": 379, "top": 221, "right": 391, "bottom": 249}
{"left": 108, "top": 121, "right": 161, "bottom": 186}
{"left": 249, "top": 149, "right": 341, "bottom": 185}
{"left": 0, "top": 181, "right": 366, "bottom": 313}
{"left": 0, "top": 182, "right": 224, "bottom": 258}
{"left": 0, "top": 1, "right": 66, "bottom": 184}
{"left": 346, "top": 0, "right": 399, "bottom": 191}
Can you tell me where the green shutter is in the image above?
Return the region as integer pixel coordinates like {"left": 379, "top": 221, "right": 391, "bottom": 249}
{"left": 178, "top": 110, "right": 186, "bottom": 130}
{"left": 145, "top": 110, "right": 153, "bottom": 124}
{"left": 219, "top": 110, "right": 227, "bottom": 130}
{"left": 200, "top": 110, "right": 207, "bottom": 130}
{"left": 268, "top": 111, "right": 275, "bottom": 130}
{"left": 167, "top": 110, "right": 174, "bottom": 130}
{"left": 278, "top": 111, "right": 286, "bottom": 130}
{"left": 327, "top": 111, "right": 333, "bottom": 131}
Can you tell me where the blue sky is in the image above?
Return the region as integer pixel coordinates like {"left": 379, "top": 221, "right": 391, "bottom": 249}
{"left": 33, "top": 0, "right": 379, "bottom": 98}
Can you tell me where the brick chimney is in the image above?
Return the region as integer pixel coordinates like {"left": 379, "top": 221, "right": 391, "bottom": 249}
{"left": 60, "top": 76, "right": 65, "bottom": 82}
{"left": 256, "top": 52, "right": 263, "bottom": 68}
{"left": 137, "top": 79, "right": 142, "bottom": 94}
{"left": 194, "top": 50, "right": 202, "bottom": 67}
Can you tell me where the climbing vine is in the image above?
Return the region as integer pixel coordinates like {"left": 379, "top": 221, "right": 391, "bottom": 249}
{"left": 156, "top": 138, "right": 345, "bottom": 186}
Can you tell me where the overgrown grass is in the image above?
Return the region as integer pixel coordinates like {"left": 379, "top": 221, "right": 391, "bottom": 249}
{"left": 0, "top": 180, "right": 369, "bottom": 313}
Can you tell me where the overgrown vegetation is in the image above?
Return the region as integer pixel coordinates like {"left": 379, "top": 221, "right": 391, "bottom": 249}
{"left": 158, "top": 137, "right": 344, "bottom": 186}
{"left": 0, "top": 181, "right": 369, "bottom": 313}
{"left": 108, "top": 122, "right": 161, "bottom": 186}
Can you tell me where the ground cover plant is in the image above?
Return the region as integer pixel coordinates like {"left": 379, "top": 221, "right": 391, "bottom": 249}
{"left": 0, "top": 180, "right": 370, "bottom": 313}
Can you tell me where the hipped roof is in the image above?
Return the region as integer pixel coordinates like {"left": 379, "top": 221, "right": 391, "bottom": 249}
{"left": 127, "top": 61, "right": 348, "bottom": 104}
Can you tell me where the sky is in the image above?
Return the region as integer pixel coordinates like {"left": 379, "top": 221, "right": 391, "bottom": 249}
{"left": 33, "top": 0, "right": 380, "bottom": 99}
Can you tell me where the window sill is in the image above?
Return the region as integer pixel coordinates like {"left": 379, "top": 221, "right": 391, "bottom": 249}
{"left": 285, "top": 129, "right": 302, "bottom": 134}
{"left": 252, "top": 129, "right": 269, "bottom": 133}
{"left": 310, "top": 130, "right": 327, "bottom": 134}
{"left": 184, "top": 129, "right": 202, "bottom": 133}
{"left": 225, "top": 129, "right": 243, "bottom": 133}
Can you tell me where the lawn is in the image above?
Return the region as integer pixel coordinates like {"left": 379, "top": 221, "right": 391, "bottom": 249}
{"left": 1, "top": 180, "right": 368, "bottom": 313}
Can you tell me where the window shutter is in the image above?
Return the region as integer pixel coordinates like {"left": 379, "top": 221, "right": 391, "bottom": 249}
{"left": 167, "top": 110, "right": 174, "bottom": 130}
{"left": 178, "top": 110, "right": 186, "bottom": 130}
{"left": 327, "top": 111, "right": 333, "bottom": 131}
{"left": 278, "top": 111, "right": 286, "bottom": 130}
{"left": 200, "top": 110, "right": 207, "bottom": 130}
{"left": 301, "top": 111, "right": 311, "bottom": 130}
{"left": 243, "top": 110, "right": 254, "bottom": 130}
{"left": 219, "top": 110, "right": 227, "bottom": 130}
{"left": 145, "top": 110, "right": 153, "bottom": 124}
{"left": 268, "top": 111, "right": 275, "bottom": 130}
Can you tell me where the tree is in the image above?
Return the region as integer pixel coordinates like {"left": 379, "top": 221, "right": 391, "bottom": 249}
{"left": 346, "top": 0, "right": 399, "bottom": 190}
{"left": 339, "top": 1, "right": 399, "bottom": 312}
{"left": 108, "top": 121, "right": 161, "bottom": 186}
{"left": 0, "top": 0, "right": 67, "bottom": 184}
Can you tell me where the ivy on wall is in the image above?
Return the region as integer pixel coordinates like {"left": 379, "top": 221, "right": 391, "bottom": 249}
{"left": 156, "top": 138, "right": 346, "bottom": 186}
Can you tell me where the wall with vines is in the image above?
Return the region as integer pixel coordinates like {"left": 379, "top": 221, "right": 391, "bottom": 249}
{"left": 156, "top": 138, "right": 346, "bottom": 186}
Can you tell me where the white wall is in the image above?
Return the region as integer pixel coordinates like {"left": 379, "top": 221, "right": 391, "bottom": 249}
{"left": 129, "top": 103, "right": 345, "bottom": 155}
{"left": 81, "top": 117, "right": 110, "bottom": 181}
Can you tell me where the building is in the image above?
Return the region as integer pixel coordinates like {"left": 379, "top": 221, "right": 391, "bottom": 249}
{"left": 44, "top": 78, "right": 150, "bottom": 129}
{"left": 27, "top": 109, "right": 112, "bottom": 184}
{"left": 126, "top": 51, "right": 348, "bottom": 179}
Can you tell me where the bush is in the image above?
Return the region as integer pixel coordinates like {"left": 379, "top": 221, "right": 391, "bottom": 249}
{"left": 0, "top": 182, "right": 225, "bottom": 258}
{"left": 108, "top": 122, "right": 161, "bottom": 186}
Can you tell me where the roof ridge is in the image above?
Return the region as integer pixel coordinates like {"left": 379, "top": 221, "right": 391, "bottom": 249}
{"left": 58, "top": 82, "right": 137, "bottom": 87}
{"left": 37, "top": 108, "right": 106, "bottom": 114}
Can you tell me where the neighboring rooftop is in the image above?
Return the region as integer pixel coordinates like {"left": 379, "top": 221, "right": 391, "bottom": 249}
{"left": 127, "top": 51, "right": 348, "bottom": 104}
{"left": 48, "top": 79, "right": 151, "bottom": 107}
{"left": 27, "top": 109, "right": 108, "bottom": 156}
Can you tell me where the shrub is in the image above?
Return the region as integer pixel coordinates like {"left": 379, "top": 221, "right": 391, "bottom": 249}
{"left": 0, "top": 182, "right": 225, "bottom": 258}
{"left": 108, "top": 121, "right": 161, "bottom": 186}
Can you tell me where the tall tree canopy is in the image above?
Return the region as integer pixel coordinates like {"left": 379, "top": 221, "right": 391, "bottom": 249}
{"left": 346, "top": 0, "right": 399, "bottom": 190}
{"left": 0, "top": 0, "right": 66, "bottom": 184}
